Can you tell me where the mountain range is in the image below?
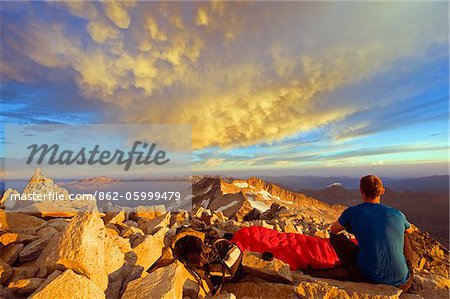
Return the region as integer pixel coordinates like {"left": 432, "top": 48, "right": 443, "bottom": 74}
{"left": 259, "top": 175, "right": 449, "bottom": 194}
{"left": 5, "top": 172, "right": 446, "bottom": 245}
{"left": 0, "top": 170, "right": 448, "bottom": 298}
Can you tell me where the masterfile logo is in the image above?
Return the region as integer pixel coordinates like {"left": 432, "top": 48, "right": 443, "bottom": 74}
{"left": 4, "top": 124, "right": 192, "bottom": 213}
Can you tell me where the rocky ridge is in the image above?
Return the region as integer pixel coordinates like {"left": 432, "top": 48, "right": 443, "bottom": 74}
{"left": 0, "top": 170, "right": 448, "bottom": 298}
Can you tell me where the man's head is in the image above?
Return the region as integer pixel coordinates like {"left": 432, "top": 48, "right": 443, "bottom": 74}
{"left": 360, "top": 175, "right": 385, "bottom": 201}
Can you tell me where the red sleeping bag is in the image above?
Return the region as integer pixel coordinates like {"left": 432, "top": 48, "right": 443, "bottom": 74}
{"left": 231, "top": 226, "right": 341, "bottom": 270}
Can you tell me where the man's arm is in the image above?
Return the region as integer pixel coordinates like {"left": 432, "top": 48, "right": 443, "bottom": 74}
{"left": 330, "top": 221, "right": 346, "bottom": 235}
{"left": 399, "top": 210, "right": 414, "bottom": 234}
{"left": 331, "top": 207, "right": 351, "bottom": 234}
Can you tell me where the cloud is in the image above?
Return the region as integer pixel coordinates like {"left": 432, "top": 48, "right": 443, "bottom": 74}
{"left": 1, "top": 1, "right": 447, "bottom": 151}
{"left": 51, "top": 1, "right": 98, "bottom": 20}
{"left": 332, "top": 95, "right": 448, "bottom": 142}
{"left": 87, "top": 19, "right": 121, "bottom": 44}
{"left": 205, "top": 158, "right": 224, "bottom": 167}
{"left": 320, "top": 144, "right": 448, "bottom": 160}
{"left": 195, "top": 7, "right": 209, "bottom": 26}
{"left": 275, "top": 160, "right": 292, "bottom": 165}
{"left": 101, "top": 1, "right": 134, "bottom": 29}
{"left": 145, "top": 16, "right": 168, "bottom": 41}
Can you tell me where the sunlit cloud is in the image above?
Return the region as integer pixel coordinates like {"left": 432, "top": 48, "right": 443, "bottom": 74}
{"left": 205, "top": 158, "right": 224, "bottom": 167}
{"left": 1, "top": 1, "right": 448, "bottom": 176}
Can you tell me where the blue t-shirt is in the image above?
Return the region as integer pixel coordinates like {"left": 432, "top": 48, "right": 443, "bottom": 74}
{"left": 338, "top": 202, "right": 411, "bottom": 286}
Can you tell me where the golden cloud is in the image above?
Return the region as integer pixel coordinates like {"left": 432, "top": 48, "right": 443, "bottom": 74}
{"left": 87, "top": 19, "right": 120, "bottom": 44}
{"left": 53, "top": 1, "right": 98, "bottom": 20}
{"left": 195, "top": 7, "right": 209, "bottom": 26}
{"left": 205, "top": 159, "right": 224, "bottom": 167}
{"left": 2, "top": 2, "right": 446, "bottom": 150}
{"left": 101, "top": 1, "right": 134, "bottom": 29}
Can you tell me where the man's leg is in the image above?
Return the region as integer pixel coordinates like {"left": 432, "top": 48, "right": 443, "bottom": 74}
{"left": 330, "top": 233, "right": 369, "bottom": 282}
{"left": 330, "top": 233, "right": 358, "bottom": 269}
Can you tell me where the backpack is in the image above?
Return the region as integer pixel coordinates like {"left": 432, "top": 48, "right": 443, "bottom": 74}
{"left": 171, "top": 228, "right": 243, "bottom": 296}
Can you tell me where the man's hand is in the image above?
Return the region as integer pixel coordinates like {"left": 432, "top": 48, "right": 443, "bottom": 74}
{"left": 330, "top": 221, "right": 346, "bottom": 235}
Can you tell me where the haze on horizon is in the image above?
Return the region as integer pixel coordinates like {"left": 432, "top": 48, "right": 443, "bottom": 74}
{"left": 0, "top": 1, "right": 448, "bottom": 178}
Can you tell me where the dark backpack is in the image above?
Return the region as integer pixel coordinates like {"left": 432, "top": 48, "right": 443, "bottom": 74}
{"left": 171, "top": 228, "right": 243, "bottom": 296}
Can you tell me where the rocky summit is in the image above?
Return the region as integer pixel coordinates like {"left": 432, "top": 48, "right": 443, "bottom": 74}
{"left": 0, "top": 170, "right": 448, "bottom": 298}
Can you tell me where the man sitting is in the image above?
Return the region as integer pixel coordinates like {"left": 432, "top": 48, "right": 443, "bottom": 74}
{"left": 330, "top": 175, "right": 414, "bottom": 291}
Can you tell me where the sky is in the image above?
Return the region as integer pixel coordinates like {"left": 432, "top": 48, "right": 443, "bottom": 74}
{"left": 0, "top": 1, "right": 448, "bottom": 178}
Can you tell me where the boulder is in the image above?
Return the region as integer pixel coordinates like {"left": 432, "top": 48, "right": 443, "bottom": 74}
{"left": 36, "top": 226, "right": 57, "bottom": 238}
{"left": 261, "top": 203, "right": 288, "bottom": 220}
{"left": 118, "top": 264, "right": 146, "bottom": 296}
{"left": 292, "top": 273, "right": 403, "bottom": 299}
{"left": 19, "top": 233, "right": 55, "bottom": 262}
{"left": 0, "top": 284, "right": 21, "bottom": 299}
{"left": 103, "top": 245, "right": 132, "bottom": 299}
{"left": 10, "top": 261, "right": 38, "bottom": 282}
{"left": 31, "top": 270, "right": 61, "bottom": 293}
{"left": 46, "top": 218, "right": 70, "bottom": 232}
{"left": 242, "top": 251, "right": 292, "bottom": 283}
{"left": 0, "top": 210, "right": 47, "bottom": 234}
{"left": 27, "top": 204, "right": 78, "bottom": 218}
{"left": 215, "top": 291, "right": 237, "bottom": 299}
{"left": 170, "top": 211, "right": 189, "bottom": 226}
{"left": 0, "top": 189, "right": 20, "bottom": 207}
{"left": 199, "top": 209, "right": 220, "bottom": 225}
{"left": 249, "top": 220, "right": 274, "bottom": 230}
{"left": 0, "top": 243, "right": 24, "bottom": 265}
{"left": 0, "top": 258, "right": 12, "bottom": 285}
{"left": 106, "top": 229, "right": 132, "bottom": 254}
{"left": 35, "top": 232, "right": 62, "bottom": 277}
{"left": 243, "top": 208, "right": 262, "bottom": 222}
{"left": 121, "top": 226, "right": 145, "bottom": 240}
{"left": 106, "top": 224, "right": 121, "bottom": 235}
{"left": 104, "top": 209, "right": 126, "bottom": 225}
{"left": 130, "top": 205, "right": 166, "bottom": 222}
{"left": 105, "top": 262, "right": 137, "bottom": 299}
{"left": 153, "top": 247, "right": 176, "bottom": 269}
{"left": 211, "top": 226, "right": 226, "bottom": 238}
{"left": 412, "top": 274, "right": 450, "bottom": 299}
{"left": 139, "top": 212, "right": 171, "bottom": 235}
{"left": 104, "top": 234, "right": 125, "bottom": 280}
{"left": 7, "top": 277, "right": 44, "bottom": 296}
{"left": 124, "top": 220, "right": 139, "bottom": 228}
{"left": 56, "top": 211, "right": 108, "bottom": 290}
{"left": 193, "top": 207, "right": 209, "bottom": 218}
{"left": 121, "top": 260, "right": 200, "bottom": 299}
{"left": 132, "top": 227, "right": 168, "bottom": 271}
{"left": 282, "top": 219, "right": 301, "bottom": 234}
{"left": 223, "top": 281, "right": 297, "bottom": 299}
{"left": 28, "top": 269, "right": 105, "bottom": 299}
{"left": 190, "top": 218, "right": 207, "bottom": 229}
{"left": 213, "top": 211, "right": 227, "bottom": 222}
{"left": 314, "top": 230, "right": 330, "bottom": 239}
{"left": 0, "top": 233, "right": 38, "bottom": 246}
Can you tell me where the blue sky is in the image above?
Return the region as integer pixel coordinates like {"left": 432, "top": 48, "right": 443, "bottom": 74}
{"left": 1, "top": 1, "right": 448, "bottom": 178}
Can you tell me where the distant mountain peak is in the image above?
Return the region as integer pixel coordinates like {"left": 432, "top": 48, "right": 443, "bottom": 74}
{"left": 327, "top": 182, "right": 343, "bottom": 188}
{"left": 191, "top": 175, "right": 345, "bottom": 224}
{"left": 28, "top": 168, "right": 52, "bottom": 185}
{"left": 76, "top": 176, "right": 120, "bottom": 183}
